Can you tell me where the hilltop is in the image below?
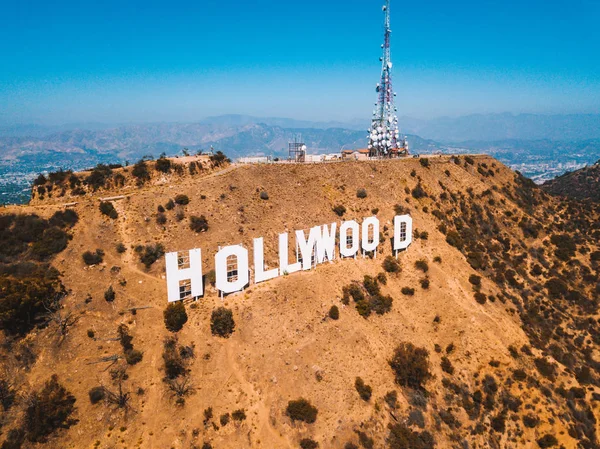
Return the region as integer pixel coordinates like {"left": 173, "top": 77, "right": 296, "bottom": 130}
{"left": 0, "top": 154, "right": 599, "bottom": 449}
{"left": 542, "top": 160, "right": 600, "bottom": 202}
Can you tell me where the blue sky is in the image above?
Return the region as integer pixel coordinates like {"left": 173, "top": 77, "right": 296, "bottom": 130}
{"left": 1, "top": 0, "right": 599, "bottom": 124}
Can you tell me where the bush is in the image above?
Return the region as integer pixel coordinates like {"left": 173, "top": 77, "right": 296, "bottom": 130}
{"left": 89, "top": 386, "right": 105, "bottom": 404}
{"left": 389, "top": 342, "right": 431, "bottom": 389}
{"left": 84, "top": 164, "right": 112, "bottom": 190}
{"left": 156, "top": 157, "right": 172, "bottom": 173}
{"left": 174, "top": 194, "right": 189, "bottom": 205}
{"left": 355, "top": 377, "right": 372, "bottom": 401}
{"left": 210, "top": 151, "right": 230, "bottom": 167}
{"left": 342, "top": 284, "right": 365, "bottom": 304}
{"left": 132, "top": 160, "right": 151, "bottom": 184}
{"left": 125, "top": 349, "right": 143, "bottom": 365}
{"left": 82, "top": 249, "right": 104, "bottom": 265}
{"left": 363, "top": 275, "right": 380, "bottom": 296}
{"left": 259, "top": 191, "right": 269, "bottom": 200}
{"left": 534, "top": 357, "right": 557, "bottom": 380}
{"left": 140, "top": 243, "right": 165, "bottom": 269}
{"left": 210, "top": 307, "right": 235, "bottom": 337}
{"left": 104, "top": 286, "right": 115, "bottom": 302}
{"left": 332, "top": 205, "right": 346, "bottom": 217}
{"left": 441, "top": 356, "right": 454, "bottom": 375}
{"left": 545, "top": 278, "right": 568, "bottom": 299}
{"left": 369, "top": 294, "right": 393, "bottom": 315}
{"left": 464, "top": 156, "right": 474, "bottom": 165}
{"left": 165, "top": 199, "right": 175, "bottom": 210}
{"left": 328, "top": 305, "right": 339, "bottom": 320}
{"left": 537, "top": 435, "right": 558, "bottom": 448}
{"left": 356, "top": 300, "right": 371, "bottom": 318}
{"left": 162, "top": 337, "right": 188, "bottom": 379}
{"left": 116, "top": 243, "right": 126, "bottom": 253}
{"left": 356, "top": 188, "right": 367, "bottom": 199}
{"left": 474, "top": 292, "right": 487, "bottom": 304}
{"left": 24, "top": 375, "right": 76, "bottom": 443}
{"left": 31, "top": 227, "right": 70, "bottom": 260}
{"left": 382, "top": 256, "right": 401, "bottom": 273}
{"left": 387, "top": 423, "right": 435, "bottom": 449}
{"left": 164, "top": 302, "right": 188, "bottom": 332}
{"left": 401, "top": 287, "right": 415, "bottom": 296}
{"left": 232, "top": 409, "right": 246, "bottom": 421}
{"left": 99, "top": 201, "right": 118, "bottom": 219}
{"left": 300, "top": 439, "right": 318, "bottom": 449}
{"left": 33, "top": 174, "right": 47, "bottom": 186}
{"left": 468, "top": 274, "right": 481, "bottom": 286}
{"left": 220, "top": 413, "right": 230, "bottom": 426}
{"left": 190, "top": 215, "right": 209, "bottom": 233}
{"left": 286, "top": 398, "right": 318, "bottom": 424}
{"left": 419, "top": 279, "right": 430, "bottom": 289}
{"left": 419, "top": 158, "right": 430, "bottom": 168}
{"left": 411, "top": 184, "right": 427, "bottom": 199}
{"left": 49, "top": 210, "right": 79, "bottom": 228}
{"left": 415, "top": 259, "right": 429, "bottom": 273}
{"left": 156, "top": 213, "right": 167, "bottom": 225}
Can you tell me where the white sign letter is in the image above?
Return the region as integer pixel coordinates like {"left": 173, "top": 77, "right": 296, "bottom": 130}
{"left": 393, "top": 215, "right": 413, "bottom": 251}
{"left": 339, "top": 220, "right": 360, "bottom": 258}
{"left": 362, "top": 216, "right": 380, "bottom": 252}
{"left": 215, "top": 245, "right": 249, "bottom": 294}
{"left": 296, "top": 227, "right": 321, "bottom": 270}
{"left": 315, "top": 223, "right": 337, "bottom": 263}
{"left": 165, "top": 249, "right": 203, "bottom": 303}
{"left": 279, "top": 232, "right": 301, "bottom": 275}
{"left": 253, "top": 237, "right": 279, "bottom": 283}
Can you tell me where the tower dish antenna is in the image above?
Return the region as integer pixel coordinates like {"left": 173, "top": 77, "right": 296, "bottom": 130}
{"left": 367, "top": 0, "right": 408, "bottom": 158}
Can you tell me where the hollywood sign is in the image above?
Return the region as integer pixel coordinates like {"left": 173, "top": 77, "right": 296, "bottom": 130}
{"left": 165, "top": 215, "right": 413, "bottom": 302}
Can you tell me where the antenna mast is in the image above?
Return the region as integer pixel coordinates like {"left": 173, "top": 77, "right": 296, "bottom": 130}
{"left": 368, "top": 0, "right": 408, "bottom": 158}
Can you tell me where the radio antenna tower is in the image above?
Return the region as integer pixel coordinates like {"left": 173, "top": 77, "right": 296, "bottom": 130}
{"left": 368, "top": 0, "right": 408, "bottom": 158}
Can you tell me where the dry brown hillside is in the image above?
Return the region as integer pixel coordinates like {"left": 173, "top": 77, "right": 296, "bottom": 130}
{"left": 1, "top": 155, "right": 599, "bottom": 449}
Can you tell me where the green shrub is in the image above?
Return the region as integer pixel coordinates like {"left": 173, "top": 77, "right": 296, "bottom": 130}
{"left": 534, "top": 357, "right": 557, "bottom": 381}
{"left": 356, "top": 188, "right": 367, "bottom": 199}
{"left": 155, "top": 157, "right": 172, "bottom": 173}
{"left": 82, "top": 249, "right": 104, "bottom": 265}
{"left": 369, "top": 294, "right": 393, "bottom": 315}
{"left": 24, "top": 375, "right": 76, "bottom": 443}
{"left": 415, "top": 259, "right": 429, "bottom": 273}
{"left": 0, "top": 277, "right": 62, "bottom": 335}
{"left": 232, "top": 409, "right": 246, "bottom": 421}
{"left": 464, "top": 156, "right": 474, "bottom": 165}
{"left": 259, "top": 191, "right": 269, "bottom": 200}
{"left": 441, "top": 356, "right": 454, "bottom": 375}
{"left": 536, "top": 435, "right": 558, "bottom": 448}
{"left": 332, "top": 205, "right": 346, "bottom": 217}
{"left": 99, "top": 201, "right": 118, "bottom": 219}
{"left": 363, "top": 275, "right": 380, "bottom": 296}
{"left": 286, "top": 398, "right": 318, "bottom": 424}
{"left": 104, "top": 286, "right": 115, "bottom": 302}
{"left": 190, "top": 215, "right": 209, "bottom": 232}
{"left": 31, "top": 227, "right": 70, "bottom": 260}
{"left": 156, "top": 213, "right": 167, "bottom": 225}
{"left": 356, "top": 431, "right": 374, "bottom": 449}
{"left": 328, "top": 305, "right": 339, "bottom": 320}
{"left": 84, "top": 164, "right": 112, "bottom": 190}
{"left": 545, "top": 278, "right": 568, "bottom": 299}
{"left": 89, "top": 386, "right": 105, "bottom": 404}
{"left": 165, "top": 199, "right": 175, "bottom": 210}
{"left": 164, "top": 302, "right": 188, "bottom": 332}
{"left": 49, "top": 209, "right": 79, "bottom": 228}
{"left": 174, "top": 194, "right": 189, "bottom": 205}
{"left": 411, "top": 184, "right": 427, "bottom": 199}
{"left": 401, "top": 287, "right": 415, "bottom": 296}
{"left": 140, "top": 243, "right": 165, "bottom": 269}
{"left": 445, "top": 231, "right": 463, "bottom": 249}
{"left": 210, "top": 151, "right": 230, "bottom": 167}
{"left": 355, "top": 299, "right": 371, "bottom": 318}
{"left": 382, "top": 256, "right": 401, "bottom": 273}
{"left": 210, "top": 307, "right": 235, "bottom": 337}
{"left": 389, "top": 342, "right": 431, "bottom": 389}
{"left": 116, "top": 243, "right": 126, "bottom": 254}
{"left": 162, "top": 337, "right": 188, "bottom": 379}
{"left": 474, "top": 292, "right": 487, "bottom": 304}
{"left": 220, "top": 413, "right": 230, "bottom": 426}
{"left": 419, "top": 279, "right": 430, "bottom": 289}
{"left": 300, "top": 439, "right": 318, "bottom": 449}
{"left": 419, "top": 158, "right": 430, "bottom": 168}
{"left": 468, "top": 274, "right": 481, "bottom": 286}
{"left": 387, "top": 423, "right": 435, "bottom": 449}
{"left": 355, "top": 377, "right": 372, "bottom": 401}
{"left": 342, "top": 284, "right": 365, "bottom": 303}
{"left": 125, "top": 349, "right": 143, "bottom": 365}
{"left": 33, "top": 174, "right": 47, "bottom": 186}
{"left": 132, "top": 160, "right": 151, "bottom": 184}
